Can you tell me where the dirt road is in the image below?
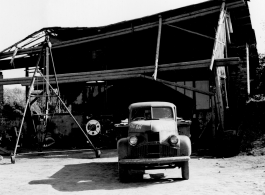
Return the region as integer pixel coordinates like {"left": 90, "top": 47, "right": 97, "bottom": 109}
{"left": 0, "top": 149, "right": 264, "bottom": 195}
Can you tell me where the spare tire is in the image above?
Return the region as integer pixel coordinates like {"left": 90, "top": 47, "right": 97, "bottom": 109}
{"left": 86, "top": 119, "right": 101, "bottom": 136}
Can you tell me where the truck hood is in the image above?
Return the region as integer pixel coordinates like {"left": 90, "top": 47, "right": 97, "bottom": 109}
{"left": 129, "top": 120, "right": 177, "bottom": 140}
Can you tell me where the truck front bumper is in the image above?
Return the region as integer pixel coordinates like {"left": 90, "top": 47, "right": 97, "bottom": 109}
{"left": 119, "top": 156, "right": 190, "bottom": 165}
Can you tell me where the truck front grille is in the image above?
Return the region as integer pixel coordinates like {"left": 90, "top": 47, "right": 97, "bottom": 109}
{"left": 131, "top": 142, "right": 178, "bottom": 158}
{"left": 147, "top": 132, "right": 159, "bottom": 142}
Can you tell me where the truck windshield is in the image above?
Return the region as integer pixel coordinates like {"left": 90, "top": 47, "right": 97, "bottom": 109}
{"left": 153, "top": 107, "right": 173, "bottom": 119}
{"left": 131, "top": 106, "right": 173, "bottom": 121}
{"left": 131, "top": 107, "right": 151, "bottom": 121}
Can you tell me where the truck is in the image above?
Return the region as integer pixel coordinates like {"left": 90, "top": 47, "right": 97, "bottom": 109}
{"left": 117, "top": 102, "right": 191, "bottom": 182}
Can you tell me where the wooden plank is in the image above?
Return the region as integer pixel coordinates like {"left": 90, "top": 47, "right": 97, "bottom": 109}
{"left": 210, "top": 2, "right": 226, "bottom": 70}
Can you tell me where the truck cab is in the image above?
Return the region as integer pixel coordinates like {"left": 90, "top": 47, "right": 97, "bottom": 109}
{"left": 117, "top": 102, "right": 191, "bottom": 182}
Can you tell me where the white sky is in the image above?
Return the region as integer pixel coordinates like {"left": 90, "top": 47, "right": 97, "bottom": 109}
{"left": 0, "top": 0, "right": 264, "bottom": 79}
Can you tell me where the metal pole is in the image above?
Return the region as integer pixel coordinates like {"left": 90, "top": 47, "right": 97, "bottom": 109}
{"left": 11, "top": 50, "right": 43, "bottom": 163}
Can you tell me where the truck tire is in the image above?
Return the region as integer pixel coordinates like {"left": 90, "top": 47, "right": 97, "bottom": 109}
{"left": 118, "top": 163, "right": 129, "bottom": 182}
{"left": 181, "top": 161, "right": 189, "bottom": 180}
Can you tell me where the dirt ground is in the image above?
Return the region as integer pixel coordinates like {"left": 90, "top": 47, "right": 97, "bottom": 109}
{"left": 0, "top": 149, "right": 265, "bottom": 195}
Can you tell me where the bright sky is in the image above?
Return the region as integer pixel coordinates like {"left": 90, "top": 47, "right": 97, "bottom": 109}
{"left": 0, "top": 0, "right": 264, "bottom": 80}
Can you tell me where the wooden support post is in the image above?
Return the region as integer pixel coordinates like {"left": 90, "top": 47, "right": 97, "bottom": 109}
{"left": 45, "top": 41, "right": 49, "bottom": 124}
{"left": 211, "top": 95, "right": 216, "bottom": 139}
{"left": 213, "top": 68, "right": 224, "bottom": 130}
{"left": 153, "top": 15, "right": 162, "bottom": 80}
{"left": 224, "top": 78, "right": 229, "bottom": 109}
{"left": 25, "top": 67, "right": 29, "bottom": 101}
{"left": 0, "top": 72, "right": 3, "bottom": 103}
{"left": 246, "top": 43, "right": 250, "bottom": 95}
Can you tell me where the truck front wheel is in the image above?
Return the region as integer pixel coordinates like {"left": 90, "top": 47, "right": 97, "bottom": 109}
{"left": 181, "top": 161, "right": 189, "bottom": 180}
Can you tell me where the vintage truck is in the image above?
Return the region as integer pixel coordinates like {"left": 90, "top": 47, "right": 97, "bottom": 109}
{"left": 117, "top": 102, "right": 191, "bottom": 182}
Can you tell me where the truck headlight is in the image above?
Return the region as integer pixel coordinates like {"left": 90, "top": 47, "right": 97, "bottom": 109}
{"left": 129, "top": 136, "right": 138, "bottom": 146}
{"left": 169, "top": 135, "right": 179, "bottom": 145}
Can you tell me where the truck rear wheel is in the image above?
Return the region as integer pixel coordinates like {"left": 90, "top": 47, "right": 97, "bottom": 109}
{"left": 181, "top": 161, "right": 189, "bottom": 180}
{"left": 118, "top": 163, "right": 129, "bottom": 182}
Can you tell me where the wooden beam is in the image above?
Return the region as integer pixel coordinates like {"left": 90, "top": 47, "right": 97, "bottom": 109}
{"left": 167, "top": 24, "right": 220, "bottom": 43}
{"left": 140, "top": 75, "right": 214, "bottom": 96}
{"left": 227, "top": 0, "right": 246, "bottom": 9}
{"left": 0, "top": 57, "right": 240, "bottom": 86}
{"left": 42, "top": 74, "right": 142, "bottom": 85}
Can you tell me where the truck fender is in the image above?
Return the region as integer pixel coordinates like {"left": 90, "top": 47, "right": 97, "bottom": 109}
{"left": 179, "top": 135, "right": 192, "bottom": 156}
{"left": 117, "top": 137, "right": 129, "bottom": 160}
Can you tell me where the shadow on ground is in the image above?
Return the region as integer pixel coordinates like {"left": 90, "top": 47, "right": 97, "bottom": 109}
{"left": 29, "top": 161, "right": 184, "bottom": 192}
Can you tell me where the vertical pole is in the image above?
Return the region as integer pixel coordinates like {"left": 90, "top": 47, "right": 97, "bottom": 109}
{"left": 153, "top": 15, "right": 162, "bottom": 80}
{"left": 0, "top": 72, "right": 3, "bottom": 104}
{"left": 211, "top": 95, "right": 216, "bottom": 138}
{"left": 214, "top": 68, "right": 224, "bottom": 130}
{"left": 246, "top": 43, "right": 250, "bottom": 95}
{"left": 25, "top": 67, "right": 29, "bottom": 101}
{"left": 45, "top": 41, "right": 49, "bottom": 124}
